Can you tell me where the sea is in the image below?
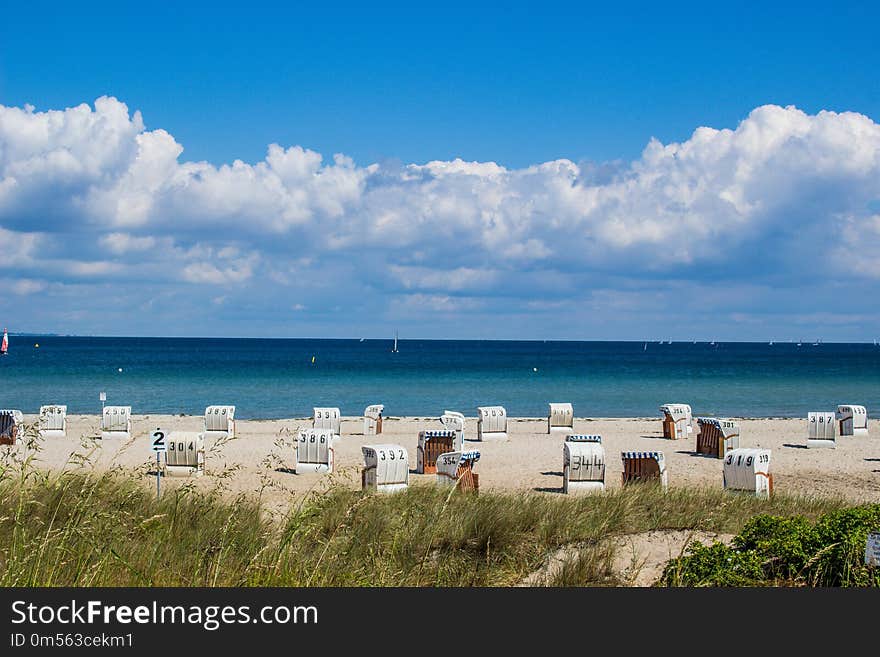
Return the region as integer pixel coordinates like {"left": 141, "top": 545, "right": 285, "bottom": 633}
{"left": 1, "top": 336, "right": 878, "bottom": 419}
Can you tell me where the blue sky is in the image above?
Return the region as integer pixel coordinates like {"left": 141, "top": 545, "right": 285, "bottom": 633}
{"left": 1, "top": 1, "right": 880, "bottom": 340}
{"left": 4, "top": 1, "right": 878, "bottom": 167}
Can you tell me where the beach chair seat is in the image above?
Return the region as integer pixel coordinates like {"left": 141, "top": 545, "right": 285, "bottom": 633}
{"left": 101, "top": 406, "right": 132, "bottom": 441}
{"left": 723, "top": 448, "right": 772, "bottom": 499}
{"left": 621, "top": 451, "right": 667, "bottom": 491}
{"left": 807, "top": 412, "right": 836, "bottom": 448}
{"left": 361, "top": 444, "right": 408, "bottom": 493}
{"left": 204, "top": 405, "right": 235, "bottom": 439}
{"left": 313, "top": 407, "right": 341, "bottom": 435}
{"left": 439, "top": 410, "right": 465, "bottom": 448}
{"left": 363, "top": 404, "right": 384, "bottom": 436}
{"left": 38, "top": 405, "right": 67, "bottom": 438}
{"left": 695, "top": 417, "right": 740, "bottom": 458}
{"left": 548, "top": 402, "right": 574, "bottom": 435}
{"left": 563, "top": 435, "right": 605, "bottom": 494}
{"left": 476, "top": 406, "right": 508, "bottom": 441}
{"left": 296, "top": 428, "right": 337, "bottom": 473}
{"left": 0, "top": 410, "right": 23, "bottom": 445}
{"left": 416, "top": 430, "right": 457, "bottom": 474}
{"left": 164, "top": 431, "right": 206, "bottom": 477}
{"left": 836, "top": 405, "right": 868, "bottom": 436}
{"left": 436, "top": 450, "right": 480, "bottom": 493}
{"left": 660, "top": 403, "right": 693, "bottom": 440}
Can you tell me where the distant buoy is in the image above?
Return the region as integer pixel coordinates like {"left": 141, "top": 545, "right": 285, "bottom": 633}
{"left": 118, "top": 367, "right": 123, "bottom": 372}
{"left": 311, "top": 356, "right": 316, "bottom": 364}
{"left": 533, "top": 367, "right": 538, "bottom": 372}
{"left": 34, "top": 343, "right": 39, "bottom": 348}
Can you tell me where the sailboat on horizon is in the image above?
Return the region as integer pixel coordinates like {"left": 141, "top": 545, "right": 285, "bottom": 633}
{"left": 1, "top": 328, "right": 7, "bottom": 356}
{"left": 391, "top": 331, "right": 399, "bottom": 353}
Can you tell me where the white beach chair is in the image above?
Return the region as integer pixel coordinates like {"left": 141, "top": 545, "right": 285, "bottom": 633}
{"left": 435, "top": 450, "right": 480, "bottom": 492}
{"left": 38, "top": 405, "right": 68, "bottom": 439}
{"left": 164, "top": 431, "right": 206, "bottom": 477}
{"left": 363, "top": 404, "right": 384, "bottom": 436}
{"left": 439, "top": 410, "right": 466, "bottom": 448}
{"left": 361, "top": 444, "right": 408, "bottom": 493}
{"left": 807, "top": 412, "right": 836, "bottom": 448}
{"left": 0, "top": 409, "right": 24, "bottom": 445}
{"left": 313, "top": 407, "right": 341, "bottom": 435}
{"left": 836, "top": 405, "right": 868, "bottom": 436}
{"left": 659, "top": 403, "right": 693, "bottom": 439}
{"left": 101, "top": 406, "right": 132, "bottom": 440}
{"left": 563, "top": 435, "right": 605, "bottom": 494}
{"left": 296, "top": 428, "right": 337, "bottom": 473}
{"left": 204, "top": 405, "right": 235, "bottom": 439}
{"left": 476, "top": 406, "right": 508, "bottom": 441}
{"left": 723, "top": 448, "right": 772, "bottom": 499}
{"left": 548, "top": 402, "right": 574, "bottom": 435}
{"left": 621, "top": 451, "right": 668, "bottom": 491}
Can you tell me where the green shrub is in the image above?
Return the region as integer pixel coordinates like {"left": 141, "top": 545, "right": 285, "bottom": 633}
{"left": 660, "top": 541, "right": 765, "bottom": 586}
{"left": 661, "top": 505, "right": 880, "bottom": 587}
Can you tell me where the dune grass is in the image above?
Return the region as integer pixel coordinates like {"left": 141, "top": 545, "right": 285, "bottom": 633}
{"left": 0, "top": 422, "right": 869, "bottom": 587}
{"left": 0, "top": 469, "right": 848, "bottom": 586}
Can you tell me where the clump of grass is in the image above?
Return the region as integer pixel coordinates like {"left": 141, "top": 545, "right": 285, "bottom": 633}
{"left": 0, "top": 469, "right": 849, "bottom": 586}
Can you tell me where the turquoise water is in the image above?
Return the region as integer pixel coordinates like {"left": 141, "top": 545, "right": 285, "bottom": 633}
{"left": 1, "top": 336, "right": 878, "bottom": 418}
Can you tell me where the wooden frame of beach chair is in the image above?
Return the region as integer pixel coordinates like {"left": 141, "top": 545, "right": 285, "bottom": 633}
{"left": 836, "top": 404, "right": 868, "bottom": 436}
{"left": 295, "top": 428, "right": 337, "bottom": 473}
{"left": 807, "top": 412, "right": 836, "bottom": 449}
{"left": 435, "top": 450, "right": 481, "bottom": 493}
{"left": 695, "top": 418, "right": 740, "bottom": 458}
{"left": 723, "top": 448, "right": 772, "bottom": 499}
{"left": 38, "top": 405, "right": 67, "bottom": 438}
{"left": 363, "top": 404, "right": 384, "bottom": 436}
{"left": 416, "top": 430, "right": 456, "bottom": 474}
{"left": 563, "top": 435, "right": 605, "bottom": 494}
{"left": 361, "top": 444, "right": 408, "bottom": 493}
{"left": 548, "top": 402, "right": 574, "bottom": 435}
{"left": 660, "top": 403, "right": 692, "bottom": 440}
{"left": 164, "top": 431, "right": 206, "bottom": 477}
{"left": 621, "top": 451, "right": 667, "bottom": 490}
{"left": 0, "top": 410, "right": 21, "bottom": 445}
{"left": 204, "top": 405, "right": 236, "bottom": 439}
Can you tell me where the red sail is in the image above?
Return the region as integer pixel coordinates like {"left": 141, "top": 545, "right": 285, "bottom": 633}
{"left": 1, "top": 329, "right": 7, "bottom": 354}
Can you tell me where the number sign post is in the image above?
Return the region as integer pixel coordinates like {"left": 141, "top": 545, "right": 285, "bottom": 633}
{"left": 151, "top": 428, "right": 167, "bottom": 498}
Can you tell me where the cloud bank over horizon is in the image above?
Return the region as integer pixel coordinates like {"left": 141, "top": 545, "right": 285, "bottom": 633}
{"left": 1, "top": 97, "right": 879, "bottom": 340}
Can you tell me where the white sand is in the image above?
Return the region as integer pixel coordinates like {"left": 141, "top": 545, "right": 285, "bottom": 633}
{"left": 7, "top": 414, "right": 880, "bottom": 509}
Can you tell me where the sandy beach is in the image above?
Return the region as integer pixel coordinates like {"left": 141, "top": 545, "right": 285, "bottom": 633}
{"left": 6, "top": 413, "right": 879, "bottom": 509}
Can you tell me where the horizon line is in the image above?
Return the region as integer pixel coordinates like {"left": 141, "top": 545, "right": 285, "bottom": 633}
{"left": 3, "top": 333, "right": 876, "bottom": 345}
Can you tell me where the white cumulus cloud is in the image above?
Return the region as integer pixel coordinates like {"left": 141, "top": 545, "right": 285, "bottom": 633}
{"left": 1, "top": 96, "right": 880, "bottom": 338}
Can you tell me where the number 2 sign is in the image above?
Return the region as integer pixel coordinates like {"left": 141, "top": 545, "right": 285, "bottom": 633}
{"left": 151, "top": 428, "right": 168, "bottom": 453}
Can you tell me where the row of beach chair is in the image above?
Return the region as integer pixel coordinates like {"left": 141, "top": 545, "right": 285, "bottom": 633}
{"left": 1, "top": 401, "right": 869, "bottom": 497}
